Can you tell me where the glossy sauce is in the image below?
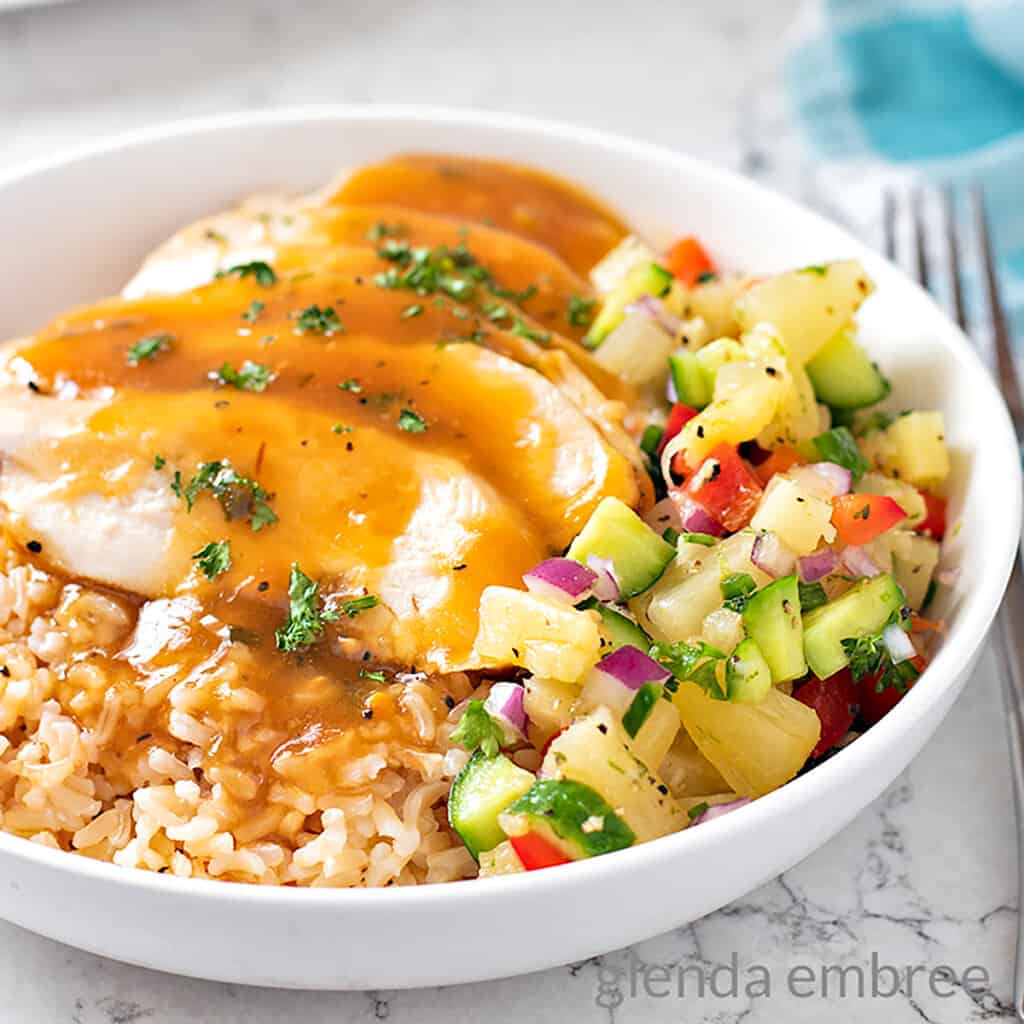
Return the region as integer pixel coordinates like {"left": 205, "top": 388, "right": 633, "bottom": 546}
{"left": 4, "top": 156, "right": 644, "bottom": 787}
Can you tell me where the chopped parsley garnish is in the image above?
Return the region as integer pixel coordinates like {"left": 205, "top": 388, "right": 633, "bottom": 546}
{"left": 337, "top": 595, "right": 380, "bottom": 618}
{"left": 337, "top": 378, "right": 363, "bottom": 393}
{"left": 191, "top": 540, "right": 232, "bottom": 580}
{"left": 682, "top": 532, "right": 717, "bottom": 547}
{"left": 687, "top": 801, "right": 709, "bottom": 822}
{"left": 216, "top": 261, "right": 277, "bottom": 287}
{"left": 696, "top": 271, "right": 718, "bottom": 284}
{"left": 292, "top": 304, "right": 343, "bottom": 335}
{"left": 153, "top": 454, "right": 166, "bottom": 470}
{"left": 400, "top": 303, "right": 424, "bottom": 319}
{"left": 483, "top": 302, "right": 510, "bottom": 324}
{"left": 798, "top": 264, "right": 829, "bottom": 276}
{"left": 241, "top": 300, "right": 265, "bottom": 323}
{"left": 213, "top": 360, "right": 273, "bottom": 392}
{"left": 721, "top": 572, "right": 757, "bottom": 612}
{"left": 397, "top": 408, "right": 428, "bottom": 433}
{"left": 811, "top": 426, "right": 870, "bottom": 483}
{"left": 450, "top": 699, "right": 505, "bottom": 757}
{"left": 331, "top": 423, "right": 352, "bottom": 435}
{"left": 367, "top": 221, "right": 405, "bottom": 242}
{"left": 841, "top": 614, "right": 919, "bottom": 694}
{"left": 567, "top": 294, "right": 596, "bottom": 328}
{"left": 275, "top": 562, "right": 339, "bottom": 652}
{"left": 510, "top": 317, "right": 551, "bottom": 345}
{"left": 359, "top": 667, "right": 387, "bottom": 683}
{"left": 797, "top": 581, "right": 828, "bottom": 613}
{"left": 127, "top": 333, "right": 174, "bottom": 365}
{"left": 172, "top": 460, "right": 276, "bottom": 530}
{"left": 650, "top": 640, "right": 728, "bottom": 700}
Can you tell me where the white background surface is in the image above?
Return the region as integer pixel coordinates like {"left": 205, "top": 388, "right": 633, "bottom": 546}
{"left": 0, "top": 1, "right": 1018, "bottom": 1020}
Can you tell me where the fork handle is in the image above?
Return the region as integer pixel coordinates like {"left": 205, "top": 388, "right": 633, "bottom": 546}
{"left": 997, "top": 551, "right": 1024, "bottom": 1020}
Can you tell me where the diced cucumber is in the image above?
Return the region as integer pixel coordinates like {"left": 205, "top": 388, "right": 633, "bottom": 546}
{"left": 805, "top": 328, "right": 891, "bottom": 409}
{"left": 595, "top": 602, "right": 652, "bottom": 652}
{"left": 802, "top": 573, "right": 905, "bottom": 679}
{"left": 499, "top": 779, "right": 636, "bottom": 860}
{"left": 668, "top": 350, "right": 713, "bottom": 409}
{"left": 448, "top": 751, "right": 535, "bottom": 860}
{"left": 622, "top": 681, "right": 663, "bottom": 737}
{"left": 584, "top": 263, "right": 673, "bottom": 349}
{"left": 725, "top": 637, "right": 773, "bottom": 703}
{"left": 567, "top": 497, "right": 675, "bottom": 598}
{"left": 741, "top": 576, "right": 807, "bottom": 682}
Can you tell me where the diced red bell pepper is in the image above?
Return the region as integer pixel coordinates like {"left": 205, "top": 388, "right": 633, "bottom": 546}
{"left": 754, "top": 446, "right": 805, "bottom": 486}
{"left": 795, "top": 669, "right": 859, "bottom": 759}
{"left": 657, "top": 402, "right": 699, "bottom": 456}
{"left": 682, "top": 443, "right": 763, "bottom": 532}
{"left": 831, "top": 493, "right": 906, "bottom": 546}
{"left": 665, "top": 237, "right": 715, "bottom": 287}
{"left": 856, "top": 655, "right": 924, "bottom": 726}
{"left": 918, "top": 491, "right": 947, "bottom": 540}
{"left": 509, "top": 832, "right": 572, "bottom": 871}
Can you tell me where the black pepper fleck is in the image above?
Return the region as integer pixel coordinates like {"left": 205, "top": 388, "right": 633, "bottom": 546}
{"left": 257, "top": 581, "right": 269, "bottom": 593}
{"left": 26, "top": 540, "right": 42, "bottom": 553}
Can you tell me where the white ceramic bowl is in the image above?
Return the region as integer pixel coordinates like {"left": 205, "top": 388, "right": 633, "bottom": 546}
{"left": 0, "top": 107, "right": 1018, "bottom": 990}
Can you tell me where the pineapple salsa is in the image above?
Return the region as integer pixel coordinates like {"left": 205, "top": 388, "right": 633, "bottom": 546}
{"left": 450, "top": 234, "right": 953, "bottom": 876}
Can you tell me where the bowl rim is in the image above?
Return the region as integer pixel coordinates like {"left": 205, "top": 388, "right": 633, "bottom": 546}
{"left": 0, "top": 103, "right": 1018, "bottom": 909}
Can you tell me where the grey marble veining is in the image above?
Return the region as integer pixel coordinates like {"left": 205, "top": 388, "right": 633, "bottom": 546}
{"left": 0, "top": 1, "right": 1018, "bottom": 1020}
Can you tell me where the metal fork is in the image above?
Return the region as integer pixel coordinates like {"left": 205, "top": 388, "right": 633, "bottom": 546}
{"left": 888, "top": 185, "right": 1024, "bottom": 1020}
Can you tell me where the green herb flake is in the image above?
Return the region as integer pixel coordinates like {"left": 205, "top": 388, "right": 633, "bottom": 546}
{"left": 687, "top": 801, "right": 710, "bottom": 822}
{"left": 682, "top": 532, "right": 717, "bottom": 547}
{"left": 337, "top": 595, "right": 380, "bottom": 618}
{"left": 696, "top": 271, "right": 718, "bottom": 284}
{"left": 191, "top": 540, "right": 232, "bottom": 580}
{"left": 400, "top": 303, "right": 424, "bottom": 320}
{"left": 275, "top": 562, "right": 339, "bottom": 652}
{"left": 799, "top": 264, "right": 829, "bottom": 277}
{"left": 359, "top": 667, "right": 388, "bottom": 683}
{"left": 811, "top": 426, "right": 870, "bottom": 483}
{"left": 721, "top": 572, "right": 757, "bottom": 612}
{"left": 337, "top": 378, "right": 363, "bottom": 393}
{"left": 173, "top": 460, "right": 276, "bottom": 531}
{"left": 841, "top": 612, "right": 919, "bottom": 694}
{"left": 510, "top": 317, "right": 551, "bottom": 345}
{"left": 650, "top": 640, "right": 728, "bottom": 700}
{"left": 567, "top": 294, "right": 596, "bottom": 328}
{"left": 292, "top": 304, "right": 343, "bottom": 336}
{"left": 213, "top": 360, "right": 273, "bottom": 392}
{"left": 241, "top": 300, "right": 265, "bottom": 324}
{"left": 153, "top": 455, "right": 166, "bottom": 471}
{"left": 367, "top": 222, "right": 405, "bottom": 242}
{"left": 450, "top": 699, "right": 506, "bottom": 757}
{"left": 216, "top": 261, "right": 277, "bottom": 287}
{"left": 397, "top": 408, "right": 428, "bottom": 433}
{"left": 127, "top": 333, "right": 174, "bottom": 366}
{"left": 331, "top": 423, "right": 352, "bottom": 435}
{"left": 797, "top": 581, "right": 828, "bottom": 613}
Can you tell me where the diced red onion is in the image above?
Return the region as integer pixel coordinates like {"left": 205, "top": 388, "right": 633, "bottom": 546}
{"left": 839, "top": 545, "right": 880, "bottom": 578}
{"left": 484, "top": 682, "right": 527, "bottom": 743}
{"left": 585, "top": 555, "right": 621, "bottom": 602}
{"left": 798, "top": 548, "right": 838, "bottom": 582}
{"left": 936, "top": 567, "right": 960, "bottom": 587}
{"left": 644, "top": 497, "right": 683, "bottom": 536}
{"left": 808, "top": 461, "right": 852, "bottom": 496}
{"left": 524, "top": 557, "right": 597, "bottom": 603}
{"left": 750, "top": 532, "right": 796, "bottom": 578}
{"left": 673, "top": 495, "right": 724, "bottom": 537}
{"left": 881, "top": 623, "right": 916, "bottom": 664}
{"left": 625, "top": 294, "right": 684, "bottom": 337}
{"left": 593, "top": 645, "right": 671, "bottom": 692}
{"left": 690, "top": 797, "right": 752, "bottom": 827}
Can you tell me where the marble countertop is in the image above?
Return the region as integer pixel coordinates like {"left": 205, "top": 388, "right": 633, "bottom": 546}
{"left": 1, "top": 1, "right": 1019, "bottom": 1020}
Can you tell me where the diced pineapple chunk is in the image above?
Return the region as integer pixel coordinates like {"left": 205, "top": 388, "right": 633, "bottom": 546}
{"left": 672, "top": 682, "right": 821, "bottom": 797}
{"left": 478, "top": 840, "right": 525, "bottom": 877}
{"left": 590, "top": 235, "right": 659, "bottom": 294}
{"left": 750, "top": 475, "right": 837, "bottom": 555}
{"left": 664, "top": 273, "right": 747, "bottom": 338}
{"left": 667, "top": 372, "right": 783, "bottom": 466}
{"left": 523, "top": 676, "right": 579, "bottom": 747}
{"left": 627, "top": 697, "right": 682, "bottom": 772}
{"left": 594, "top": 312, "right": 677, "bottom": 387}
{"left": 702, "top": 607, "right": 745, "bottom": 653}
{"left": 542, "top": 707, "right": 687, "bottom": 841}
{"left": 658, "top": 730, "right": 730, "bottom": 797}
{"left": 857, "top": 472, "right": 927, "bottom": 529}
{"left": 734, "top": 260, "right": 875, "bottom": 364}
{"left": 862, "top": 411, "right": 951, "bottom": 488}
{"left": 474, "top": 587, "right": 601, "bottom": 683}
{"left": 888, "top": 531, "right": 941, "bottom": 610}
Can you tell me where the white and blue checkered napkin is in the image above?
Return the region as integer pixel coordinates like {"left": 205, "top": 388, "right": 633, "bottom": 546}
{"left": 784, "top": 0, "right": 1024, "bottom": 342}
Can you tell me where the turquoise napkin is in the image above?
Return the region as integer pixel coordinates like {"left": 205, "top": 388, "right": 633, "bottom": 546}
{"left": 785, "top": 0, "right": 1024, "bottom": 343}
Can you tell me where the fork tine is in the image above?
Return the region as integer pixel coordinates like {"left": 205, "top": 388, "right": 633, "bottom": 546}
{"left": 883, "top": 190, "right": 898, "bottom": 263}
{"left": 942, "top": 185, "right": 968, "bottom": 334}
{"left": 910, "top": 185, "right": 931, "bottom": 291}
{"left": 972, "top": 184, "right": 1024, "bottom": 431}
